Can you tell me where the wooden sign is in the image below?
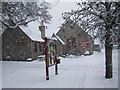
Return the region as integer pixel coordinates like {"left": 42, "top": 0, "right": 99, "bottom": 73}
{"left": 16, "top": 41, "right": 27, "bottom": 45}
{"left": 79, "top": 41, "right": 89, "bottom": 48}
{"left": 44, "top": 37, "right": 59, "bottom": 80}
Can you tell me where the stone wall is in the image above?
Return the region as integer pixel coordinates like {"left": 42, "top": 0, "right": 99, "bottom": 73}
{"left": 2, "top": 27, "right": 44, "bottom": 61}
{"left": 56, "top": 41, "right": 65, "bottom": 56}
{"left": 56, "top": 20, "right": 93, "bottom": 56}
{"left": 2, "top": 27, "right": 31, "bottom": 61}
{"left": 31, "top": 42, "right": 44, "bottom": 60}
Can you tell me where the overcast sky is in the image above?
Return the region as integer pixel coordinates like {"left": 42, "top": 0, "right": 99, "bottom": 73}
{"left": 45, "top": 2, "right": 79, "bottom": 37}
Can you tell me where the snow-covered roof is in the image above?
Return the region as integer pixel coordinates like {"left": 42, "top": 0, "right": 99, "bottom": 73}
{"left": 53, "top": 33, "right": 65, "bottom": 44}
{"left": 19, "top": 21, "right": 44, "bottom": 42}
{"left": 46, "top": 36, "right": 57, "bottom": 40}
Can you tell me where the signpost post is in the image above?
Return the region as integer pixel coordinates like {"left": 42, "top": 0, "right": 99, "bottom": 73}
{"left": 44, "top": 37, "right": 58, "bottom": 80}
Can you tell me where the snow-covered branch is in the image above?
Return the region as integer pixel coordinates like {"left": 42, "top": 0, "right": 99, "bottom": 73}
{"left": 2, "top": 2, "right": 52, "bottom": 29}
{"left": 62, "top": 2, "right": 120, "bottom": 43}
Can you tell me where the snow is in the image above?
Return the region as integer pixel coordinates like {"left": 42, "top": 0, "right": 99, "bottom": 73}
{"left": 38, "top": 55, "right": 45, "bottom": 58}
{"left": 84, "top": 51, "right": 90, "bottom": 54}
{"left": 19, "top": 21, "right": 44, "bottom": 42}
{"left": 38, "top": 55, "right": 45, "bottom": 61}
{"left": 94, "top": 38, "right": 100, "bottom": 44}
{"left": 1, "top": 49, "right": 118, "bottom": 88}
{"left": 27, "top": 58, "right": 32, "bottom": 61}
{"left": 46, "top": 0, "right": 88, "bottom": 2}
{"left": 46, "top": 37, "right": 57, "bottom": 40}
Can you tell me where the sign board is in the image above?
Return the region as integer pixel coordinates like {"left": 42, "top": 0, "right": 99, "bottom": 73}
{"left": 44, "top": 37, "right": 58, "bottom": 80}
{"left": 48, "top": 44, "right": 56, "bottom": 66}
{"left": 79, "top": 41, "right": 89, "bottom": 48}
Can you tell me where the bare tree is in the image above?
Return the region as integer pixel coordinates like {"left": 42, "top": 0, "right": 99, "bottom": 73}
{"left": 1, "top": 2, "right": 52, "bottom": 29}
{"left": 62, "top": 1, "right": 120, "bottom": 78}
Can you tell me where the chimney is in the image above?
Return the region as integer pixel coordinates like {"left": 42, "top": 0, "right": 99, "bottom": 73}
{"left": 39, "top": 20, "right": 45, "bottom": 39}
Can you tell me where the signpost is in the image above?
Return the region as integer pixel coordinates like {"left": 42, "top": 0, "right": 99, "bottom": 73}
{"left": 44, "top": 37, "right": 58, "bottom": 80}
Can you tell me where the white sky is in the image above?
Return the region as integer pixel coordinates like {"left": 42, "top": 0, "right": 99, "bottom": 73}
{"left": 45, "top": 2, "right": 79, "bottom": 37}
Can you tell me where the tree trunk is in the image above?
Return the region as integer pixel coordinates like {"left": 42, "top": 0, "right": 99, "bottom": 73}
{"left": 105, "top": 33, "right": 113, "bottom": 79}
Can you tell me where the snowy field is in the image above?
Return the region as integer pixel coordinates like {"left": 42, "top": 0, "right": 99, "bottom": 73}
{"left": 1, "top": 49, "right": 118, "bottom": 88}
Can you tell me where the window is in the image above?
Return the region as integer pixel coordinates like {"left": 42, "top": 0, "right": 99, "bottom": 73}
{"left": 39, "top": 44, "right": 42, "bottom": 52}
{"left": 63, "top": 29, "right": 65, "bottom": 32}
{"left": 78, "top": 34, "right": 80, "bottom": 36}
{"left": 72, "top": 38, "right": 76, "bottom": 49}
{"left": 34, "top": 43, "right": 37, "bottom": 53}
{"left": 66, "top": 38, "right": 71, "bottom": 49}
{"left": 70, "top": 26, "right": 74, "bottom": 29}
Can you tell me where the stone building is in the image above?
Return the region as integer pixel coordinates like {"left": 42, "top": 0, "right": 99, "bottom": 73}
{"left": 52, "top": 33, "right": 65, "bottom": 56}
{"left": 56, "top": 19, "right": 93, "bottom": 56}
{"left": 2, "top": 21, "right": 45, "bottom": 61}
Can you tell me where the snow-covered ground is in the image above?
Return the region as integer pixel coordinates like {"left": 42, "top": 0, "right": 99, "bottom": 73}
{"left": 1, "top": 49, "right": 118, "bottom": 88}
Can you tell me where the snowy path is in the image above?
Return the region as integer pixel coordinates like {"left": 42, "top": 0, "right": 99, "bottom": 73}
{"left": 2, "top": 49, "right": 118, "bottom": 88}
